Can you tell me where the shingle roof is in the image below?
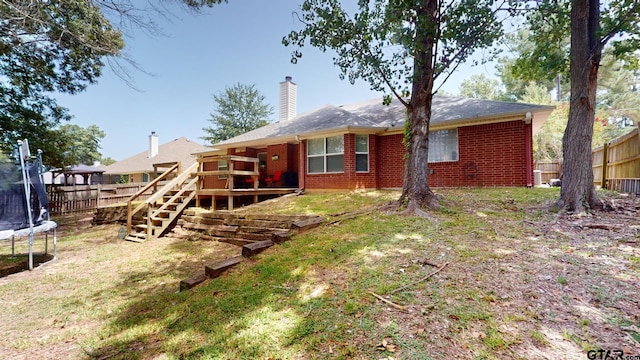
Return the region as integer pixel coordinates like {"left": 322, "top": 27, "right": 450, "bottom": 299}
{"left": 340, "top": 96, "right": 556, "bottom": 126}
{"left": 103, "top": 137, "right": 211, "bottom": 174}
{"left": 215, "top": 105, "right": 380, "bottom": 146}
{"left": 212, "top": 96, "right": 555, "bottom": 148}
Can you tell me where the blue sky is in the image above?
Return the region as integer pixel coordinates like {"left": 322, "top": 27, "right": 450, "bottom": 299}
{"left": 54, "top": 0, "right": 500, "bottom": 161}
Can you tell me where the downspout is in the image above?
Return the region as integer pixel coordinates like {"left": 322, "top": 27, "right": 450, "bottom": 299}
{"left": 297, "top": 136, "right": 305, "bottom": 190}
{"left": 524, "top": 113, "right": 533, "bottom": 187}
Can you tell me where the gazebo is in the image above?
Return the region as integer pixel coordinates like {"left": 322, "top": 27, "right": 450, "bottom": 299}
{"left": 51, "top": 164, "right": 105, "bottom": 185}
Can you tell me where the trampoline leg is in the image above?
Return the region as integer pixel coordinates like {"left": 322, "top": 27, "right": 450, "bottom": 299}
{"left": 45, "top": 232, "right": 48, "bottom": 255}
{"left": 29, "top": 232, "right": 33, "bottom": 271}
{"left": 53, "top": 228, "right": 57, "bottom": 259}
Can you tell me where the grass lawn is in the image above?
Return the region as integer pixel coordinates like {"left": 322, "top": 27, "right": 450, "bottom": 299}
{"left": 0, "top": 188, "right": 638, "bottom": 359}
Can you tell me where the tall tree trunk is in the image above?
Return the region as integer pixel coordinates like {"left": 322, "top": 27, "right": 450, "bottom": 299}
{"left": 559, "top": 0, "right": 603, "bottom": 212}
{"left": 399, "top": 0, "right": 440, "bottom": 212}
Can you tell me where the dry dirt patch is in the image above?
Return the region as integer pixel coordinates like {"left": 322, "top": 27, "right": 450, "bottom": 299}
{"left": 0, "top": 223, "right": 239, "bottom": 360}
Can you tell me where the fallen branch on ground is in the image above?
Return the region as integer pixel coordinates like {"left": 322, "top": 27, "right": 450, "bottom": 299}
{"left": 582, "top": 223, "right": 622, "bottom": 230}
{"left": 369, "top": 291, "right": 406, "bottom": 311}
{"left": 421, "top": 259, "right": 439, "bottom": 267}
{"left": 391, "top": 262, "right": 449, "bottom": 294}
{"left": 327, "top": 208, "right": 377, "bottom": 225}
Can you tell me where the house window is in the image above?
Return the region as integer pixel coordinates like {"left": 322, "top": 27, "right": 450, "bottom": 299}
{"left": 307, "top": 135, "right": 344, "bottom": 173}
{"left": 355, "top": 134, "right": 369, "bottom": 172}
{"left": 218, "top": 159, "right": 228, "bottom": 179}
{"left": 429, "top": 129, "right": 459, "bottom": 162}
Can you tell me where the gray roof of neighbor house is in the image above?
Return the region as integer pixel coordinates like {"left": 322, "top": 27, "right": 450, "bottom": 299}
{"left": 103, "top": 137, "right": 211, "bottom": 174}
{"left": 212, "top": 96, "right": 555, "bottom": 149}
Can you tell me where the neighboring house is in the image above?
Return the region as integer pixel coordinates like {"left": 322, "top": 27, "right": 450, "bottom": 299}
{"left": 43, "top": 164, "right": 105, "bottom": 185}
{"left": 103, "top": 133, "right": 211, "bottom": 184}
{"left": 199, "top": 96, "right": 555, "bottom": 191}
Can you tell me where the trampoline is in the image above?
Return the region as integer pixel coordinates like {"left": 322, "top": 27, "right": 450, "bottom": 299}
{"left": 0, "top": 140, "right": 57, "bottom": 270}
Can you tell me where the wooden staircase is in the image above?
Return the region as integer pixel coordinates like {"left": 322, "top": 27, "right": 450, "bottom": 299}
{"left": 125, "top": 162, "right": 198, "bottom": 242}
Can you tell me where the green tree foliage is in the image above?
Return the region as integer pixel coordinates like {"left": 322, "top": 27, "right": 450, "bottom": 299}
{"left": 499, "top": 35, "right": 638, "bottom": 163}
{"left": 54, "top": 124, "right": 107, "bottom": 168}
{"left": 202, "top": 84, "right": 273, "bottom": 145}
{"left": 0, "top": 0, "right": 228, "bottom": 167}
{"left": 598, "top": 52, "right": 640, "bottom": 131}
{"left": 284, "top": 0, "right": 505, "bottom": 211}
{"left": 513, "top": 0, "right": 639, "bottom": 212}
{"left": 497, "top": 30, "right": 565, "bottom": 101}
{"left": 458, "top": 74, "right": 506, "bottom": 100}
{"left": 0, "top": 1, "right": 124, "bottom": 167}
{"left": 100, "top": 157, "right": 116, "bottom": 166}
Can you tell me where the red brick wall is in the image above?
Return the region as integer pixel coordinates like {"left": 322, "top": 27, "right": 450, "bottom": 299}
{"left": 266, "top": 143, "right": 293, "bottom": 176}
{"left": 377, "top": 134, "right": 406, "bottom": 188}
{"left": 303, "top": 134, "right": 378, "bottom": 190}
{"left": 201, "top": 159, "right": 227, "bottom": 189}
{"left": 202, "top": 120, "right": 531, "bottom": 191}
{"left": 377, "top": 120, "right": 531, "bottom": 188}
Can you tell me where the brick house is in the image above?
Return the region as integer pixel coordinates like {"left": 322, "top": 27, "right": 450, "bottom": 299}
{"left": 199, "top": 96, "right": 555, "bottom": 191}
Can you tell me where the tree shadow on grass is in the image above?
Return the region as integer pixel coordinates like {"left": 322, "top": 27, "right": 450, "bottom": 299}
{"left": 0, "top": 253, "right": 54, "bottom": 278}
{"left": 82, "top": 213, "right": 440, "bottom": 360}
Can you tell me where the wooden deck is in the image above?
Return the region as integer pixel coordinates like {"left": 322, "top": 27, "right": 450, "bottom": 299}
{"left": 194, "top": 154, "right": 300, "bottom": 210}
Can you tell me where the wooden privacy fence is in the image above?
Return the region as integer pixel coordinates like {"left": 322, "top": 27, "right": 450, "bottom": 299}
{"left": 47, "top": 182, "right": 160, "bottom": 215}
{"left": 593, "top": 126, "right": 640, "bottom": 194}
{"left": 47, "top": 185, "right": 98, "bottom": 214}
{"left": 534, "top": 161, "right": 562, "bottom": 184}
{"left": 534, "top": 126, "right": 639, "bottom": 194}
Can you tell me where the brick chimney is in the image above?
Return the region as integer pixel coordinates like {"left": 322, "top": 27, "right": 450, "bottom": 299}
{"left": 148, "top": 131, "right": 158, "bottom": 158}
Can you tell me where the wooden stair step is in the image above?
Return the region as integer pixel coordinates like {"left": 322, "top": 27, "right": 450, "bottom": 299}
{"left": 180, "top": 273, "right": 209, "bottom": 291}
{"left": 149, "top": 217, "right": 171, "bottom": 224}
{"left": 240, "top": 226, "right": 291, "bottom": 234}
{"left": 217, "top": 238, "right": 258, "bottom": 247}
{"left": 179, "top": 215, "right": 225, "bottom": 226}
{"left": 155, "top": 211, "right": 172, "bottom": 218}
{"left": 234, "top": 232, "right": 273, "bottom": 241}
{"left": 125, "top": 233, "right": 147, "bottom": 243}
{"left": 242, "top": 240, "right": 274, "bottom": 258}
{"left": 272, "top": 230, "right": 294, "bottom": 243}
{"left": 205, "top": 256, "right": 243, "bottom": 278}
{"left": 292, "top": 217, "right": 325, "bottom": 231}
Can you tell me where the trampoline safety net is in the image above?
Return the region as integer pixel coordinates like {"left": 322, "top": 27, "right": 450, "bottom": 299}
{"left": 0, "top": 149, "right": 49, "bottom": 232}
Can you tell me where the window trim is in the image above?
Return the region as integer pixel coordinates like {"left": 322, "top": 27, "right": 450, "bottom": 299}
{"left": 355, "top": 134, "right": 370, "bottom": 173}
{"left": 307, "top": 135, "right": 345, "bottom": 174}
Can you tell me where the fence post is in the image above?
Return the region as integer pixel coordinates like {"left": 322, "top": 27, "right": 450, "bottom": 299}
{"left": 602, "top": 143, "right": 608, "bottom": 189}
{"left": 96, "top": 183, "right": 101, "bottom": 207}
